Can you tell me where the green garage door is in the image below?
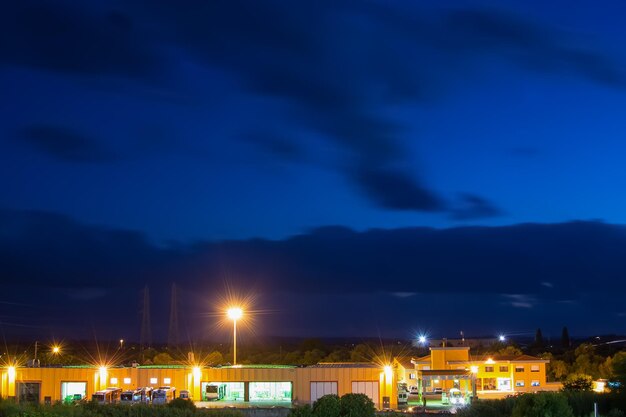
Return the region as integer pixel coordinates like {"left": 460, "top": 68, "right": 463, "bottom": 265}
{"left": 249, "top": 382, "right": 292, "bottom": 402}
{"left": 61, "top": 382, "right": 87, "bottom": 403}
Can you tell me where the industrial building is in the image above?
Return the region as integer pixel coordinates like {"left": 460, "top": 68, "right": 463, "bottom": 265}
{"left": 0, "top": 347, "right": 554, "bottom": 408}
{"left": 0, "top": 362, "right": 397, "bottom": 408}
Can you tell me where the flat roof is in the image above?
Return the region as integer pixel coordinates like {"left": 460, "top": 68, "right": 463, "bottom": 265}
{"left": 309, "top": 362, "right": 381, "bottom": 369}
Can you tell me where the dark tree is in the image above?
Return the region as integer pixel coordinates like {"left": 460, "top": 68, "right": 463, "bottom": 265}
{"left": 535, "top": 328, "right": 544, "bottom": 346}
{"left": 561, "top": 326, "right": 571, "bottom": 349}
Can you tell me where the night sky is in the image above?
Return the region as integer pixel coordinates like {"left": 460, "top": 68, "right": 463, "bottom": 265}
{"left": 2, "top": 0, "right": 626, "bottom": 343}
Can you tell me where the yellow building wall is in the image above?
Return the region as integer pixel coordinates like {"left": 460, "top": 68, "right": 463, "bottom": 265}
{"left": 2, "top": 365, "right": 397, "bottom": 408}
{"left": 430, "top": 347, "right": 470, "bottom": 370}
{"left": 474, "top": 362, "right": 547, "bottom": 393}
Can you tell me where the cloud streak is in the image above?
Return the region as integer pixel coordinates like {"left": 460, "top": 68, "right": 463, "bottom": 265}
{"left": 16, "top": 125, "right": 116, "bottom": 163}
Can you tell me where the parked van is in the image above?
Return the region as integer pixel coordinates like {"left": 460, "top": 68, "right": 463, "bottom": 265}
{"left": 120, "top": 391, "right": 134, "bottom": 404}
{"left": 133, "top": 387, "right": 153, "bottom": 403}
{"left": 153, "top": 387, "right": 176, "bottom": 404}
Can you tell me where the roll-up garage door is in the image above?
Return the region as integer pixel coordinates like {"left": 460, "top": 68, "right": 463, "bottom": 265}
{"left": 310, "top": 381, "right": 338, "bottom": 403}
{"left": 351, "top": 381, "right": 379, "bottom": 406}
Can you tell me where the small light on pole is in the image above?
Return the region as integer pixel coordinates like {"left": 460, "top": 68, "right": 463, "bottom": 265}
{"left": 120, "top": 339, "right": 124, "bottom": 350}
{"left": 227, "top": 307, "right": 243, "bottom": 365}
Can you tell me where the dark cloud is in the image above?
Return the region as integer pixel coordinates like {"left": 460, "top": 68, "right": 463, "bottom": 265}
{"left": 354, "top": 166, "right": 445, "bottom": 212}
{"left": 0, "top": 1, "right": 159, "bottom": 77}
{"left": 4, "top": 208, "right": 626, "bottom": 298}
{"left": 3, "top": 209, "right": 626, "bottom": 338}
{"left": 0, "top": 209, "right": 173, "bottom": 288}
{"left": 450, "top": 194, "right": 503, "bottom": 220}
{"left": 16, "top": 125, "right": 115, "bottom": 163}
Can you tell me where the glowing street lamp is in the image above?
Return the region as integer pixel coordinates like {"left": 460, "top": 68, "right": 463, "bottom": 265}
{"left": 227, "top": 307, "right": 243, "bottom": 365}
{"left": 52, "top": 346, "right": 60, "bottom": 355}
{"left": 498, "top": 335, "right": 506, "bottom": 342}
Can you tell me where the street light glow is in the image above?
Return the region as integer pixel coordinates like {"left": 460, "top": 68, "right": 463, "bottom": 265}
{"left": 227, "top": 307, "right": 243, "bottom": 365}
{"left": 52, "top": 346, "right": 60, "bottom": 354}
{"left": 418, "top": 335, "right": 427, "bottom": 344}
{"left": 227, "top": 307, "right": 243, "bottom": 320}
{"left": 499, "top": 335, "right": 506, "bottom": 342}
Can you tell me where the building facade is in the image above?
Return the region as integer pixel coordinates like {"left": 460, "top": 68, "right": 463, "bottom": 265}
{"left": 395, "top": 347, "right": 557, "bottom": 400}
{"left": 0, "top": 363, "right": 397, "bottom": 408}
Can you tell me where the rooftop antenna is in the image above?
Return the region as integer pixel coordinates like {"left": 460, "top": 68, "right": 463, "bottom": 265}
{"left": 168, "top": 283, "right": 180, "bottom": 348}
{"left": 140, "top": 285, "right": 152, "bottom": 354}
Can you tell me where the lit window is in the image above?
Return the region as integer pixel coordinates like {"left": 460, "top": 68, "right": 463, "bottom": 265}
{"left": 164, "top": 378, "right": 171, "bottom": 384}
{"left": 150, "top": 378, "right": 157, "bottom": 384}
{"left": 531, "top": 380, "right": 540, "bottom": 387}
{"left": 110, "top": 377, "right": 118, "bottom": 385}
{"left": 499, "top": 366, "right": 509, "bottom": 372}
{"left": 515, "top": 381, "right": 525, "bottom": 387}
{"left": 530, "top": 365, "right": 540, "bottom": 372}
{"left": 124, "top": 378, "right": 131, "bottom": 384}
{"left": 409, "top": 373, "right": 416, "bottom": 379}
{"left": 423, "top": 366, "right": 430, "bottom": 370}
{"left": 485, "top": 366, "right": 494, "bottom": 372}
{"left": 515, "top": 366, "right": 524, "bottom": 372}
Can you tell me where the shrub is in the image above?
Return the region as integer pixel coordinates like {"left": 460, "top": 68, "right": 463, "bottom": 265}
{"left": 289, "top": 404, "right": 313, "bottom": 417}
{"left": 168, "top": 398, "right": 196, "bottom": 411}
{"left": 313, "top": 394, "right": 341, "bottom": 417}
{"left": 511, "top": 392, "right": 574, "bottom": 417}
{"left": 562, "top": 373, "right": 594, "bottom": 391}
{"left": 456, "top": 400, "right": 503, "bottom": 417}
{"left": 339, "top": 393, "right": 375, "bottom": 417}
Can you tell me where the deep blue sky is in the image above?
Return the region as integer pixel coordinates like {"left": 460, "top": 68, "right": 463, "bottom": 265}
{"left": 1, "top": 0, "right": 626, "bottom": 343}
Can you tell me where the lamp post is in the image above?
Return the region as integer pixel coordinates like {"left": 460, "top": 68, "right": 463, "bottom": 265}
{"left": 227, "top": 307, "right": 243, "bottom": 365}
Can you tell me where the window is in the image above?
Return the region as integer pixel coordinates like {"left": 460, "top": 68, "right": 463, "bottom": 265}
{"left": 499, "top": 366, "right": 509, "bottom": 372}
{"left": 515, "top": 366, "right": 524, "bottom": 372}
{"left": 530, "top": 365, "right": 540, "bottom": 372}
{"left": 485, "top": 366, "right": 494, "bottom": 372}
{"left": 110, "top": 378, "right": 118, "bottom": 385}
{"left": 531, "top": 380, "right": 540, "bottom": 387}
{"left": 515, "top": 381, "right": 525, "bottom": 387}
{"left": 124, "top": 378, "right": 131, "bottom": 384}
{"left": 423, "top": 366, "right": 430, "bottom": 370}
{"left": 163, "top": 378, "right": 171, "bottom": 385}
{"left": 475, "top": 379, "right": 483, "bottom": 390}
{"left": 150, "top": 378, "right": 158, "bottom": 384}
{"left": 497, "top": 378, "right": 511, "bottom": 391}
{"left": 409, "top": 373, "right": 416, "bottom": 380}
{"left": 483, "top": 378, "right": 497, "bottom": 390}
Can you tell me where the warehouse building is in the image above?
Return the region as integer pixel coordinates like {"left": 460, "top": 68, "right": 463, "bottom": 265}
{"left": 0, "top": 362, "right": 398, "bottom": 408}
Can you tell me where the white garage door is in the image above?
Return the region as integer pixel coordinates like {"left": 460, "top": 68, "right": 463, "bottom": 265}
{"left": 351, "top": 381, "right": 379, "bottom": 406}
{"left": 310, "top": 381, "right": 338, "bottom": 403}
